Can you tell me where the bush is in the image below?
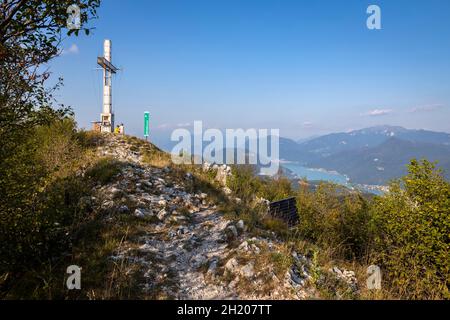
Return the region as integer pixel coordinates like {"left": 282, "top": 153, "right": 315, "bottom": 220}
{"left": 225, "top": 159, "right": 450, "bottom": 299}
{"left": 0, "top": 117, "right": 111, "bottom": 283}
{"left": 371, "top": 159, "right": 450, "bottom": 299}
{"left": 228, "top": 165, "right": 263, "bottom": 202}
{"left": 86, "top": 158, "right": 122, "bottom": 185}
{"left": 228, "top": 165, "right": 293, "bottom": 202}
{"left": 258, "top": 176, "right": 292, "bottom": 202}
{"left": 295, "top": 183, "right": 373, "bottom": 260}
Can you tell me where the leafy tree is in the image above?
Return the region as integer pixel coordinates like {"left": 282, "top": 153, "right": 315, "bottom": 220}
{"left": 0, "top": 0, "right": 101, "bottom": 286}
{"left": 0, "top": 0, "right": 101, "bottom": 148}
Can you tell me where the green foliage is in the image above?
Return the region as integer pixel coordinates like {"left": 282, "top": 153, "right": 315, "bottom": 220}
{"left": 258, "top": 176, "right": 293, "bottom": 202}
{"left": 0, "top": 117, "right": 119, "bottom": 289}
{"left": 228, "top": 165, "right": 263, "bottom": 202}
{"left": 1, "top": 0, "right": 101, "bottom": 139}
{"left": 224, "top": 159, "right": 450, "bottom": 299}
{"left": 227, "top": 165, "right": 292, "bottom": 202}
{"left": 371, "top": 159, "right": 450, "bottom": 299}
{"left": 86, "top": 158, "right": 122, "bottom": 185}
{"left": 0, "top": 118, "right": 84, "bottom": 272}
{"left": 295, "top": 183, "right": 373, "bottom": 260}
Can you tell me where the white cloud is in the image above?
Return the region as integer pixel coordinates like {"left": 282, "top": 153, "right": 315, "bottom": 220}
{"left": 409, "top": 104, "right": 447, "bottom": 113}
{"left": 362, "top": 109, "right": 393, "bottom": 117}
{"left": 61, "top": 44, "right": 80, "bottom": 55}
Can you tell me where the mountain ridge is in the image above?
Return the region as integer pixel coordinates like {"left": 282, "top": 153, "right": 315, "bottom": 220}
{"left": 280, "top": 126, "right": 450, "bottom": 185}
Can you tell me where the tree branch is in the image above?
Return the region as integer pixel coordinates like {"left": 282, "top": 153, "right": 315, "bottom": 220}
{"left": 0, "top": 0, "right": 28, "bottom": 35}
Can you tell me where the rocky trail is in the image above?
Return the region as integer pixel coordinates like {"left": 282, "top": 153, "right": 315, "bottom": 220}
{"left": 89, "top": 134, "right": 357, "bottom": 300}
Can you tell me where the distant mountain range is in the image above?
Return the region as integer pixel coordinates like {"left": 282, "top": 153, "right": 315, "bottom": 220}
{"left": 151, "top": 125, "right": 450, "bottom": 185}
{"left": 280, "top": 126, "right": 450, "bottom": 185}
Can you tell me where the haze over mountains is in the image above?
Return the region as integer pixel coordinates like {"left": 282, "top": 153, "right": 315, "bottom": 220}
{"left": 281, "top": 126, "right": 450, "bottom": 185}
{"left": 152, "top": 125, "right": 450, "bottom": 186}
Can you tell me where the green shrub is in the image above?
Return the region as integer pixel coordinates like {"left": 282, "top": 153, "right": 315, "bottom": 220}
{"left": 86, "top": 158, "right": 122, "bottom": 185}
{"left": 258, "top": 176, "right": 293, "bottom": 202}
{"left": 228, "top": 165, "right": 293, "bottom": 202}
{"left": 0, "top": 118, "right": 88, "bottom": 273}
{"left": 295, "top": 183, "right": 373, "bottom": 260}
{"left": 227, "top": 165, "right": 263, "bottom": 201}
{"left": 0, "top": 118, "right": 117, "bottom": 283}
{"left": 372, "top": 159, "right": 450, "bottom": 299}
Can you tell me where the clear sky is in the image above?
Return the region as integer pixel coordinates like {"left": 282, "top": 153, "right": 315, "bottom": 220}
{"left": 49, "top": 0, "right": 450, "bottom": 141}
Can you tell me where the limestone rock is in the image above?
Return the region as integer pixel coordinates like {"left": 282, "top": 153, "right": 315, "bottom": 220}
{"left": 224, "top": 257, "right": 239, "bottom": 274}
{"left": 236, "top": 220, "right": 245, "bottom": 233}
{"left": 240, "top": 262, "right": 255, "bottom": 279}
{"left": 225, "top": 225, "right": 238, "bottom": 241}
{"left": 157, "top": 209, "right": 169, "bottom": 221}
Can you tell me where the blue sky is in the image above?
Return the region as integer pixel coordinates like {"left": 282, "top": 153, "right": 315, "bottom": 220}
{"left": 49, "top": 0, "right": 450, "bottom": 140}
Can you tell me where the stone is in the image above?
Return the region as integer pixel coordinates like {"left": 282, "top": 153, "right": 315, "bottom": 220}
{"left": 240, "top": 263, "right": 255, "bottom": 279}
{"left": 170, "top": 215, "right": 187, "bottom": 223}
{"left": 251, "top": 244, "right": 261, "bottom": 254}
{"left": 141, "top": 180, "right": 153, "bottom": 188}
{"left": 157, "top": 209, "right": 168, "bottom": 221}
{"left": 238, "top": 241, "right": 249, "bottom": 252}
{"left": 168, "top": 230, "right": 177, "bottom": 238}
{"left": 236, "top": 220, "right": 245, "bottom": 233}
{"left": 158, "top": 199, "right": 168, "bottom": 207}
{"left": 330, "top": 266, "right": 358, "bottom": 292}
{"left": 207, "top": 259, "right": 218, "bottom": 275}
{"left": 189, "top": 207, "right": 200, "bottom": 214}
{"left": 224, "top": 258, "right": 239, "bottom": 274}
{"left": 191, "top": 254, "right": 207, "bottom": 269}
{"left": 289, "top": 268, "right": 305, "bottom": 286}
{"left": 202, "top": 162, "right": 212, "bottom": 171}
{"left": 134, "top": 208, "right": 145, "bottom": 218}
{"left": 225, "top": 225, "right": 238, "bottom": 241}
{"left": 215, "top": 165, "right": 231, "bottom": 186}
{"left": 177, "top": 226, "right": 189, "bottom": 235}
{"left": 118, "top": 205, "right": 130, "bottom": 214}
{"left": 255, "top": 196, "right": 270, "bottom": 206}
{"left": 108, "top": 187, "right": 123, "bottom": 199}
{"left": 101, "top": 200, "right": 115, "bottom": 210}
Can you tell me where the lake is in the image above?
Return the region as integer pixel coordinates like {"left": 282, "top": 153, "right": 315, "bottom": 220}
{"left": 282, "top": 163, "right": 349, "bottom": 185}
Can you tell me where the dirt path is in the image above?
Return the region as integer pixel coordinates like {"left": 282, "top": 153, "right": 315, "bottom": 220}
{"left": 95, "top": 135, "right": 329, "bottom": 300}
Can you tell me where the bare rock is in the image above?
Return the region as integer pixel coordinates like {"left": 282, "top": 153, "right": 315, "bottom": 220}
{"left": 224, "top": 258, "right": 239, "bottom": 274}
{"left": 236, "top": 220, "right": 245, "bottom": 233}
{"left": 240, "top": 262, "right": 255, "bottom": 279}
{"left": 225, "top": 225, "right": 238, "bottom": 241}
{"left": 157, "top": 209, "right": 169, "bottom": 221}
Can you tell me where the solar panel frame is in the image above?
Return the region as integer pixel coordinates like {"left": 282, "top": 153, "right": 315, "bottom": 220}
{"left": 268, "top": 197, "right": 299, "bottom": 227}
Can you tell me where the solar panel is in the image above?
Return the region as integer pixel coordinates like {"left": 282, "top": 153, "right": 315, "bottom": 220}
{"left": 268, "top": 197, "right": 299, "bottom": 227}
